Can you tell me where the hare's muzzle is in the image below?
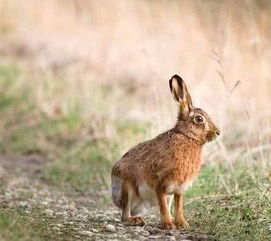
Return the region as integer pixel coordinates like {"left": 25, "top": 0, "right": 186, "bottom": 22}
{"left": 206, "top": 127, "right": 220, "bottom": 142}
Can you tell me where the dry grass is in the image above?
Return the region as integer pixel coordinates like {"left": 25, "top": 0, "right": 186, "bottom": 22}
{"left": 1, "top": 0, "right": 270, "bottom": 162}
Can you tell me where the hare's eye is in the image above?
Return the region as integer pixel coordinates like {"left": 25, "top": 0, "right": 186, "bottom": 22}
{"left": 194, "top": 115, "right": 204, "bottom": 124}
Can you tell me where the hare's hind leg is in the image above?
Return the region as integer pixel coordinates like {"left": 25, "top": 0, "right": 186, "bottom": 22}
{"left": 121, "top": 182, "right": 145, "bottom": 226}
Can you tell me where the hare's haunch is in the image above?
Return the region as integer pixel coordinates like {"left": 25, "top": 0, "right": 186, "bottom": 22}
{"left": 111, "top": 75, "right": 220, "bottom": 230}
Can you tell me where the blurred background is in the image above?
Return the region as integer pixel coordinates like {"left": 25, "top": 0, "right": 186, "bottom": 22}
{"left": 0, "top": 0, "right": 271, "bottom": 240}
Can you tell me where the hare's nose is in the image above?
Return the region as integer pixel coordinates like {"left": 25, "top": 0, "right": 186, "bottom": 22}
{"left": 216, "top": 129, "right": 220, "bottom": 136}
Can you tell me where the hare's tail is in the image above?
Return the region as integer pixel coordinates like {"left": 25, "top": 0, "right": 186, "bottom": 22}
{"left": 111, "top": 175, "right": 124, "bottom": 208}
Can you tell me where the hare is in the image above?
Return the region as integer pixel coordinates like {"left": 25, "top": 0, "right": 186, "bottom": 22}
{"left": 111, "top": 75, "right": 220, "bottom": 230}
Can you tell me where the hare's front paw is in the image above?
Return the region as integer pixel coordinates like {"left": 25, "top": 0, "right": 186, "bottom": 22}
{"left": 161, "top": 221, "right": 176, "bottom": 230}
{"left": 124, "top": 217, "right": 145, "bottom": 226}
{"left": 175, "top": 219, "right": 189, "bottom": 229}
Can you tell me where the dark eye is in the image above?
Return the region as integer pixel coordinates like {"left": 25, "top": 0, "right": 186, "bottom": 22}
{"left": 194, "top": 115, "right": 204, "bottom": 123}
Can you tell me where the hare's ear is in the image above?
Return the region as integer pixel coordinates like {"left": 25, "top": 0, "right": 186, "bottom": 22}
{"left": 169, "top": 75, "right": 193, "bottom": 117}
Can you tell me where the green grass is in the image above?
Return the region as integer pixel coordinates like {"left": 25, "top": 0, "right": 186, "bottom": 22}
{"left": 0, "top": 65, "right": 87, "bottom": 155}
{"left": 42, "top": 140, "right": 119, "bottom": 191}
{"left": 185, "top": 164, "right": 271, "bottom": 241}
{"left": 0, "top": 206, "right": 83, "bottom": 241}
{"left": 0, "top": 64, "right": 149, "bottom": 191}
{"left": 41, "top": 119, "right": 149, "bottom": 192}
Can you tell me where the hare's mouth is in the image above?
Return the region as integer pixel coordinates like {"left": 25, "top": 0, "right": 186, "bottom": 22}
{"left": 206, "top": 131, "right": 218, "bottom": 142}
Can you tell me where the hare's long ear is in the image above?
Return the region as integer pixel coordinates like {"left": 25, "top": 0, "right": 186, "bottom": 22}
{"left": 169, "top": 74, "right": 193, "bottom": 118}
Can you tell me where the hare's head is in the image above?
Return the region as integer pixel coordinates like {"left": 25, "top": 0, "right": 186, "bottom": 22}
{"left": 169, "top": 75, "right": 220, "bottom": 144}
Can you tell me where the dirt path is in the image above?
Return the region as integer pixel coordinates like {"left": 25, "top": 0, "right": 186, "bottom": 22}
{"left": 0, "top": 156, "right": 209, "bottom": 241}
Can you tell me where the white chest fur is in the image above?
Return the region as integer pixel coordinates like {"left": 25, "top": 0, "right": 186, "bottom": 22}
{"left": 138, "top": 180, "right": 193, "bottom": 199}
{"left": 165, "top": 180, "right": 193, "bottom": 194}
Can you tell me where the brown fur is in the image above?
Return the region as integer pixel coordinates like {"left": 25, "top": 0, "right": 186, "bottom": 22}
{"left": 111, "top": 75, "right": 220, "bottom": 229}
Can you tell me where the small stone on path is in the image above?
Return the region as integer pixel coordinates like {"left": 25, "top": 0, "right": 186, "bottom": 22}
{"left": 105, "top": 224, "right": 116, "bottom": 232}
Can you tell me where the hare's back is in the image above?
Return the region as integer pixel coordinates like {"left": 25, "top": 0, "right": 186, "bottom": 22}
{"left": 112, "top": 132, "right": 172, "bottom": 178}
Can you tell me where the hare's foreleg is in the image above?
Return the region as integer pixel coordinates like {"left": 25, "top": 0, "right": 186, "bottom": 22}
{"left": 156, "top": 190, "right": 176, "bottom": 230}
{"left": 174, "top": 194, "right": 189, "bottom": 228}
{"left": 121, "top": 182, "right": 145, "bottom": 226}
